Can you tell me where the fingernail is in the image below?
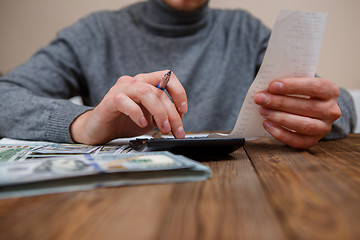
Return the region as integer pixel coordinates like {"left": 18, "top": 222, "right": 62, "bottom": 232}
{"left": 176, "top": 126, "right": 185, "bottom": 139}
{"left": 163, "top": 119, "right": 171, "bottom": 133}
{"left": 270, "top": 82, "right": 284, "bottom": 93}
{"left": 254, "top": 92, "right": 269, "bottom": 105}
{"left": 140, "top": 117, "right": 148, "bottom": 127}
{"left": 179, "top": 101, "right": 187, "bottom": 114}
{"left": 259, "top": 108, "right": 272, "bottom": 117}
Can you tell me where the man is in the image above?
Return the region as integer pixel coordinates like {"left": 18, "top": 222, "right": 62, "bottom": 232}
{"left": 0, "top": 0, "right": 355, "bottom": 149}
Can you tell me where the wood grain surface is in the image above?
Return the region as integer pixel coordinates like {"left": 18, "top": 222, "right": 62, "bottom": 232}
{"left": 244, "top": 135, "right": 360, "bottom": 240}
{"left": 1, "top": 135, "right": 360, "bottom": 240}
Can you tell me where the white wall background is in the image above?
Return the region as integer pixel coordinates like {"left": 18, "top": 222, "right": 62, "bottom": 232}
{"left": 1, "top": 0, "right": 359, "bottom": 89}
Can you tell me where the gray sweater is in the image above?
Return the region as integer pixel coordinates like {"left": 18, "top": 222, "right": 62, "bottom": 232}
{"left": 0, "top": 0, "right": 356, "bottom": 142}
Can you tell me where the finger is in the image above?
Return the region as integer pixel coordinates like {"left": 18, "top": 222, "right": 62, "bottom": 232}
{"left": 254, "top": 92, "right": 341, "bottom": 120}
{"left": 130, "top": 84, "right": 172, "bottom": 134}
{"left": 268, "top": 78, "right": 339, "bottom": 99}
{"left": 259, "top": 107, "right": 332, "bottom": 136}
{"left": 112, "top": 93, "right": 148, "bottom": 128}
{"left": 263, "top": 120, "right": 321, "bottom": 149}
{"left": 114, "top": 77, "right": 174, "bottom": 134}
{"left": 157, "top": 90, "right": 185, "bottom": 139}
{"left": 164, "top": 72, "right": 188, "bottom": 114}
{"left": 135, "top": 71, "right": 188, "bottom": 114}
{"left": 116, "top": 75, "right": 138, "bottom": 85}
{"left": 115, "top": 73, "right": 184, "bottom": 135}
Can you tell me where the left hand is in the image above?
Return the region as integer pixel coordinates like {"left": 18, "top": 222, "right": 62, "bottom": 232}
{"left": 254, "top": 77, "right": 341, "bottom": 149}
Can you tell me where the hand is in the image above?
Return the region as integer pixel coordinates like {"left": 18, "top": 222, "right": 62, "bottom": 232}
{"left": 254, "top": 77, "right": 341, "bottom": 149}
{"left": 70, "top": 70, "right": 188, "bottom": 145}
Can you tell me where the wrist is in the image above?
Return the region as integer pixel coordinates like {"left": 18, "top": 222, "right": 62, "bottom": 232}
{"left": 70, "top": 110, "right": 93, "bottom": 144}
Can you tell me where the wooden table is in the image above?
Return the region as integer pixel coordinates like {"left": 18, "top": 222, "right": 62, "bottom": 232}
{"left": 1, "top": 134, "right": 360, "bottom": 240}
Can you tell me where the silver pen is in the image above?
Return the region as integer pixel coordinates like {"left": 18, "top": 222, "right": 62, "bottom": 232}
{"left": 157, "top": 70, "right": 171, "bottom": 90}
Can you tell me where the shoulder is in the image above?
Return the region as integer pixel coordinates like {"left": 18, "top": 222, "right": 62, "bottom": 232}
{"left": 57, "top": 2, "right": 144, "bottom": 38}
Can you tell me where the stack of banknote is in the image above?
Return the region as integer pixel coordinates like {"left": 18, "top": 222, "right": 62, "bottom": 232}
{"left": 0, "top": 142, "right": 211, "bottom": 199}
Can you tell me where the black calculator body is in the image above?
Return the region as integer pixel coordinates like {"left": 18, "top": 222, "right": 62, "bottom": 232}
{"left": 129, "top": 137, "right": 245, "bottom": 157}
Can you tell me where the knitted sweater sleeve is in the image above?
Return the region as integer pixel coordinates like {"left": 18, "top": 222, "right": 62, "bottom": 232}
{"left": 0, "top": 16, "right": 98, "bottom": 142}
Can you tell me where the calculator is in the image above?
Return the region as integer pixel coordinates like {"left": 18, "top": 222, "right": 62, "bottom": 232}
{"left": 129, "top": 137, "right": 245, "bottom": 157}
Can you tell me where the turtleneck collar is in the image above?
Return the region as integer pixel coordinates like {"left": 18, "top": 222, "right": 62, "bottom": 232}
{"left": 139, "top": 0, "right": 210, "bottom": 38}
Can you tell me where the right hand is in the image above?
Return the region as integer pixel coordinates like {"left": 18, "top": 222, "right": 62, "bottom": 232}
{"left": 70, "top": 70, "right": 188, "bottom": 145}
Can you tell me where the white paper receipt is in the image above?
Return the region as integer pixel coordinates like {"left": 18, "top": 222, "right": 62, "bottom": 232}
{"left": 229, "top": 10, "right": 327, "bottom": 139}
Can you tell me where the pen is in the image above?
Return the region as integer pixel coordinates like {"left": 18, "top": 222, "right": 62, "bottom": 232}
{"left": 157, "top": 70, "right": 171, "bottom": 90}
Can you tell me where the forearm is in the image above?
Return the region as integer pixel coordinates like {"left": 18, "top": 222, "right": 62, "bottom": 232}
{"left": 0, "top": 82, "right": 92, "bottom": 142}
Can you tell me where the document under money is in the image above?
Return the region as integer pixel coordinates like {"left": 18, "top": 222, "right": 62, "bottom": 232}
{"left": 229, "top": 10, "right": 327, "bottom": 138}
